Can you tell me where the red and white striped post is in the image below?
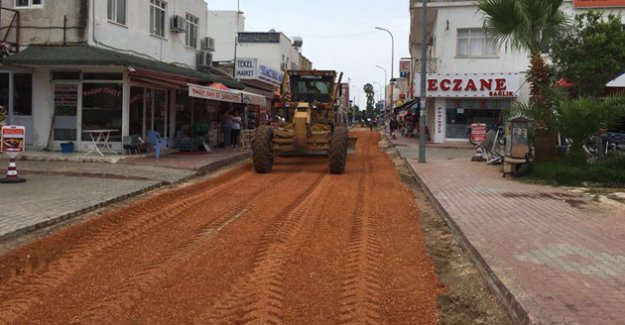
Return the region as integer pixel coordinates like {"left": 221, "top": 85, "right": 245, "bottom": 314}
{"left": 1, "top": 152, "right": 25, "bottom": 183}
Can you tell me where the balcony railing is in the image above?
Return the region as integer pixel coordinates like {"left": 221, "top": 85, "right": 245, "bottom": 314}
{"left": 413, "top": 58, "right": 439, "bottom": 73}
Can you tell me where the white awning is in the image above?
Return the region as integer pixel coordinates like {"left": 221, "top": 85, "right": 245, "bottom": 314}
{"left": 240, "top": 90, "right": 267, "bottom": 107}
{"left": 607, "top": 73, "right": 625, "bottom": 88}
{"left": 188, "top": 83, "right": 241, "bottom": 103}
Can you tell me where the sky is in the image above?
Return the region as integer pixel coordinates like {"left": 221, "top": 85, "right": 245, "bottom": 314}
{"left": 205, "top": 0, "right": 411, "bottom": 107}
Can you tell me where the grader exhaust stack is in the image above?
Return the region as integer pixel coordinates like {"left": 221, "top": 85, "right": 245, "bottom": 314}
{"left": 252, "top": 70, "right": 355, "bottom": 174}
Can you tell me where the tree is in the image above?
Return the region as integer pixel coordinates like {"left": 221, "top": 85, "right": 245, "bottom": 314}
{"left": 551, "top": 10, "right": 625, "bottom": 98}
{"left": 363, "top": 83, "right": 375, "bottom": 119}
{"left": 477, "top": 0, "right": 569, "bottom": 109}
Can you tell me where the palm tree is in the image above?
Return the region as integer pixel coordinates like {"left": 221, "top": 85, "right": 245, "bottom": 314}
{"left": 477, "top": 0, "right": 568, "bottom": 110}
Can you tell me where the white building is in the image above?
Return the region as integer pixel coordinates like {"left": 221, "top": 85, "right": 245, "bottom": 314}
{"left": 0, "top": 0, "right": 243, "bottom": 152}
{"left": 408, "top": 0, "right": 624, "bottom": 143}
{"left": 207, "top": 13, "right": 313, "bottom": 118}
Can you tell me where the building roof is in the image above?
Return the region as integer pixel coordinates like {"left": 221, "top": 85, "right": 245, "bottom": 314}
{"left": 1, "top": 45, "right": 244, "bottom": 89}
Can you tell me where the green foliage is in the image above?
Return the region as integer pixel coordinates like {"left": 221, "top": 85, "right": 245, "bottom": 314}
{"left": 477, "top": 0, "right": 569, "bottom": 109}
{"left": 477, "top": 0, "right": 569, "bottom": 55}
{"left": 556, "top": 97, "right": 604, "bottom": 155}
{"left": 527, "top": 156, "right": 625, "bottom": 187}
{"left": 550, "top": 10, "right": 625, "bottom": 98}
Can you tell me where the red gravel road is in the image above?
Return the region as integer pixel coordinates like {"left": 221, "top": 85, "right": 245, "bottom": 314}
{"left": 0, "top": 131, "right": 443, "bottom": 324}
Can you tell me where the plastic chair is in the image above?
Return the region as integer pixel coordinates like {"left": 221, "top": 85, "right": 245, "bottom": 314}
{"left": 147, "top": 130, "right": 169, "bottom": 158}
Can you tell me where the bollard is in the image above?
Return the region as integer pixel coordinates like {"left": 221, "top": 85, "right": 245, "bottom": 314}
{"left": 0, "top": 154, "right": 25, "bottom": 183}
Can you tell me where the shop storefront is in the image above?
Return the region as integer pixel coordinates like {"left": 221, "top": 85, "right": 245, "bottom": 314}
{"left": 415, "top": 72, "right": 521, "bottom": 143}
{"left": 1, "top": 45, "right": 244, "bottom": 153}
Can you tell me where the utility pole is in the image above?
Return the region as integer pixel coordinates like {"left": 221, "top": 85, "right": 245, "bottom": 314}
{"left": 418, "top": 0, "right": 428, "bottom": 163}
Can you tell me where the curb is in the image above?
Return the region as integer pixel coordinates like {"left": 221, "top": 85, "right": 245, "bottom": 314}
{"left": 0, "top": 182, "right": 162, "bottom": 243}
{"left": 195, "top": 151, "right": 252, "bottom": 175}
{"left": 0, "top": 151, "right": 252, "bottom": 244}
{"left": 385, "top": 135, "right": 528, "bottom": 325}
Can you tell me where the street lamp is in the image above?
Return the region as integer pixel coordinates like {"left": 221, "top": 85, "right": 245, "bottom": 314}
{"left": 418, "top": 0, "right": 428, "bottom": 163}
{"left": 375, "top": 26, "right": 394, "bottom": 80}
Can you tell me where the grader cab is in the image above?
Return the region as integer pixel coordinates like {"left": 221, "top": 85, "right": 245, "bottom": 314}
{"left": 252, "top": 70, "right": 349, "bottom": 174}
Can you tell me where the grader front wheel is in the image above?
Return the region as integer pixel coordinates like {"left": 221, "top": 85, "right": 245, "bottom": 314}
{"left": 328, "top": 125, "right": 348, "bottom": 174}
{"left": 253, "top": 125, "right": 274, "bottom": 173}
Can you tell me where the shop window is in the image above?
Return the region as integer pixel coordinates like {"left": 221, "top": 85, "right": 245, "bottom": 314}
{"left": 150, "top": 0, "right": 167, "bottom": 38}
{"left": 0, "top": 74, "right": 9, "bottom": 113}
{"left": 15, "top": 0, "right": 43, "bottom": 9}
{"left": 107, "top": 0, "right": 126, "bottom": 25}
{"left": 457, "top": 29, "right": 497, "bottom": 57}
{"left": 185, "top": 13, "right": 199, "bottom": 48}
{"left": 81, "top": 83, "right": 123, "bottom": 142}
{"left": 13, "top": 74, "right": 32, "bottom": 116}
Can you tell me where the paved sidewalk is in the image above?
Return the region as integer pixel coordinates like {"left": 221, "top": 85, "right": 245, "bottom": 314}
{"left": 392, "top": 136, "right": 625, "bottom": 324}
{"left": 0, "top": 148, "right": 251, "bottom": 241}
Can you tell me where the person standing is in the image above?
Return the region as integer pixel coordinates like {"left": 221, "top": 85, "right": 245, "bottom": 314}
{"left": 230, "top": 111, "right": 242, "bottom": 147}
{"left": 223, "top": 108, "right": 233, "bottom": 148}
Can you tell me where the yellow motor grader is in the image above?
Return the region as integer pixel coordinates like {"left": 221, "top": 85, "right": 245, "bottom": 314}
{"left": 252, "top": 69, "right": 350, "bottom": 174}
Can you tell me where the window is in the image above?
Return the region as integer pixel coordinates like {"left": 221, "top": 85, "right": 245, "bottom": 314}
{"left": 15, "top": 0, "right": 43, "bottom": 8}
{"left": 107, "top": 0, "right": 126, "bottom": 25}
{"left": 150, "top": 0, "right": 167, "bottom": 37}
{"left": 457, "top": 29, "right": 497, "bottom": 57}
{"left": 13, "top": 74, "right": 32, "bottom": 116}
{"left": 82, "top": 83, "right": 123, "bottom": 142}
{"left": 185, "top": 14, "right": 199, "bottom": 48}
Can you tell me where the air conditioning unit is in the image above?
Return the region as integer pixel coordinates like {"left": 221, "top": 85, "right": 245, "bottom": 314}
{"left": 201, "top": 37, "right": 215, "bottom": 52}
{"left": 196, "top": 51, "right": 213, "bottom": 69}
{"left": 170, "top": 15, "right": 186, "bottom": 33}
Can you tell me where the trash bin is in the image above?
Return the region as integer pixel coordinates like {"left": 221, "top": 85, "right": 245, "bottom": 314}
{"left": 60, "top": 142, "right": 74, "bottom": 153}
{"left": 503, "top": 117, "right": 530, "bottom": 177}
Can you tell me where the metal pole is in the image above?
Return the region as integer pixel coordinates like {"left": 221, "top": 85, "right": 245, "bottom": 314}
{"left": 418, "top": 0, "right": 428, "bottom": 163}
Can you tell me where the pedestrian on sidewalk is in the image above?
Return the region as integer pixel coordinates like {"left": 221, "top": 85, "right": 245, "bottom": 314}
{"left": 230, "top": 111, "right": 242, "bottom": 147}
{"left": 223, "top": 107, "right": 234, "bottom": 148}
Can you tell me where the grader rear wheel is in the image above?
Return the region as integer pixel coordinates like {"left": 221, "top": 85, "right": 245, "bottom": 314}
{"left": 253, "top": 125, "right": 274, "bottom": 173}
{"left": 328, "top": 125, "right": 348, "bottom": 174}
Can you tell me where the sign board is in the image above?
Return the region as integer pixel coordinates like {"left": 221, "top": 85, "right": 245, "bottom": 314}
{"left": 188, "top": 84, "right": 241, "bottom": 103}
{"left": 414, "top": 73, "right": 520, "bottom": 98}
{"left": 1, "top": 126, "right": 26, "bottom": 153}
{"left": 235, "top": 58, "right": 284, "bottom": 86}
{"left": 470, "top": 123, "right": 487, "bottom": 144}
{"left": 400, "top": 58, "right": 411, "bottom": 78}
{"left": 241, "top": 91, "right": 267, "bottom": 107}
{"left": 574, "top": 0, "right": 625, "bottom": 7}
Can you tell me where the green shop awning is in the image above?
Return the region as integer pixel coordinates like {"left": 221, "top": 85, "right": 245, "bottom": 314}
{"left": 1, "top": 45, "right": 244, "bottom": 89}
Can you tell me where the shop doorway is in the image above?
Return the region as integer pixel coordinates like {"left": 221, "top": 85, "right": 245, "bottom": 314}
{"left": 130, "top": 86, "right": 169, "bottom": 140}
{"left": 52, "top": 83, "right": 79, "bottom": 144}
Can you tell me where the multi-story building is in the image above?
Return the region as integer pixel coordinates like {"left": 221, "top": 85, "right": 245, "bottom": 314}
{"left": 0, "top": 0, "right": 243, "bottom": 152}
{"left": 408, "top": 0, "right": 625, "bottom": 144}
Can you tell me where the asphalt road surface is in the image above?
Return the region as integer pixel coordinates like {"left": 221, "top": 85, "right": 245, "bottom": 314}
{"left": 0, "top": 131, "right": 442, "bottom": 324}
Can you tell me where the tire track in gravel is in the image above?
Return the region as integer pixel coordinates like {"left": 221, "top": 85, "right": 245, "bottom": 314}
{"left": 337, "top": 132, "right": 384, "bottom": 324}
{"left": 196, "top": 172, "right": 331, "bottom": 324}
{"left": 67, "top": 170, "right": 317, "bottom": 323}
{"left": 0, "top": 166, "right": 259, "bottom": 324}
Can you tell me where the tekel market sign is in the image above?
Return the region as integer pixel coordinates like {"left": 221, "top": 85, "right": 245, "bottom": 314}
{"left": 235, "top": 58, "right": 284, "bottom": 86}
{"left": 415, "top": 73, "right": 520, "bottom": 98}
{"left": 574, "top": 0, "right": 625, "bottom": 8}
